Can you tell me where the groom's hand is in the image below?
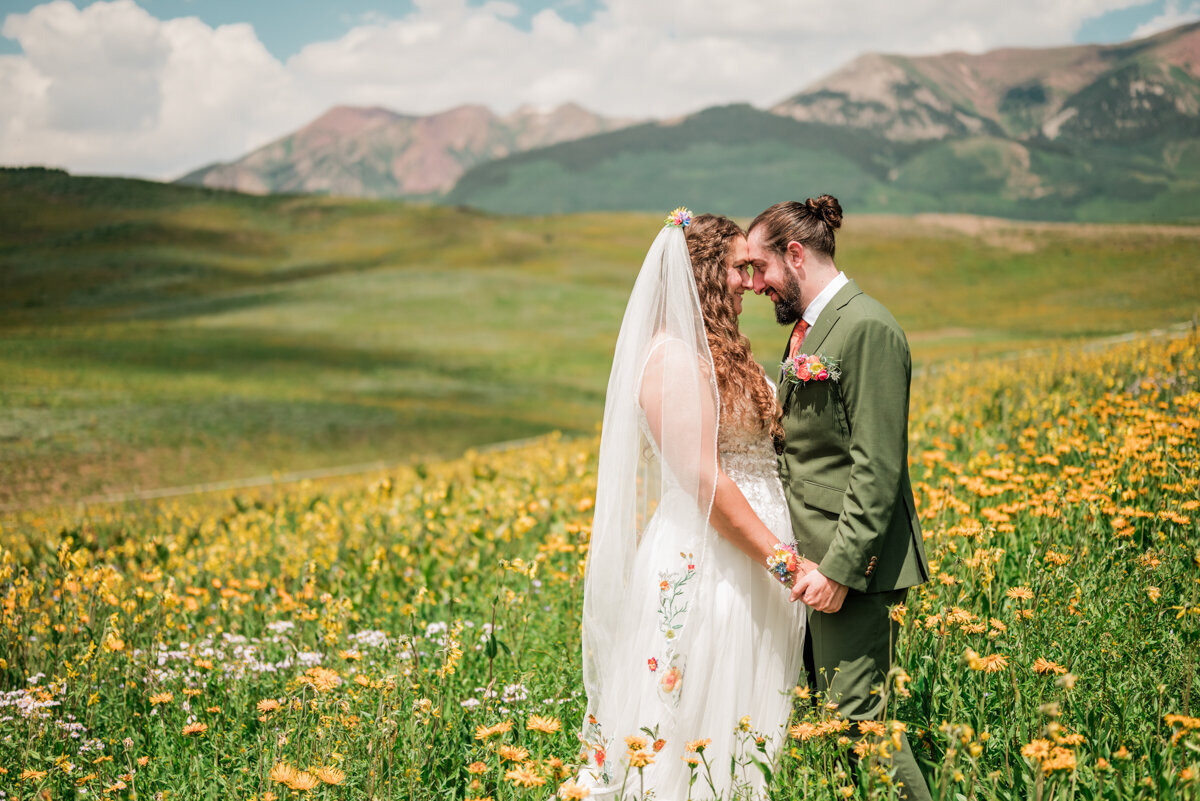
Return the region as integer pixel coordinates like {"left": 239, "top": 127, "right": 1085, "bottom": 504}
{"left": 791, "top": 569, "right": 848, "bottom": 613}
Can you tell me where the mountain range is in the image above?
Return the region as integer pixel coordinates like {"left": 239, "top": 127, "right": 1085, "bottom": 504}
{"left": 180, "top": 21, "right": 1200, "bottom": 221}
{"left": 179, "top": 103, "right": 633, "bottom": 197}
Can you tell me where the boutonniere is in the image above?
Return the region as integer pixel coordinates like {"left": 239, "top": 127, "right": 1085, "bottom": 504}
{"left": 782, "top": 352, "right": 841, "bottom": 386}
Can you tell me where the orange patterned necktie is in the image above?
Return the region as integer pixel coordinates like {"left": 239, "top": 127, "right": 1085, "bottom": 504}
{"left": 787, "top": 318, "right": 810, "bottom": 362}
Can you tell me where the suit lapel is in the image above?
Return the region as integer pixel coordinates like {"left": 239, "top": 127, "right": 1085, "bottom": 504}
{"left": 778, "top": 279, "right": 862, "bottom": 413}
{"left": 777, "top": 334, "right": 796, "bottom": 411}
{"left": 801, "top": 279, "right": 862, "bottom": 356}
{"left": 777, "top": 331, "right": 792, "bottom": 383}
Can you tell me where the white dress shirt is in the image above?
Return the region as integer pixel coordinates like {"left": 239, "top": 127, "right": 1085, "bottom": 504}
{"left": 803, "top": 271, "right": 849, "bottom": 328}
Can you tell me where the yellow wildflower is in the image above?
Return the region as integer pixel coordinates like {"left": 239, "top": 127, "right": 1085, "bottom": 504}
{"left": 498, "top": 745, "right": 530, "bottom": 763}
{"left": 475, "top": 720, "right": 514, "bottom": 740}
{"left": 527, "top": 715, "right": 562, "bottom": 733}
{"left": 1021, "top": 739, "right": 1052, "bottom": 761}
{"left": 558, "top": 780, "right": 591, "bottom": 798}
{"left": 1032, "top": 658, "right": 1067, "bottom": 675}
{"left": 287, "top": 771, "right": 320, "bottom": 791}
{"left": 505, "top": 765, "right": 546, "bottom": 788}
{"left": 315, "top": 767, "right": 345, "bottom": 785}
{"left": 269, "top": 763, "right": 298, "bottom": 786}
{"left": 299, "top": 666, "right": 341, "bottom": 693}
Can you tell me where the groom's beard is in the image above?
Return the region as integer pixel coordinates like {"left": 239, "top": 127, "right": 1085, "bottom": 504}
{"left": 772, "top": 267, "right": 804, "bottom": 325}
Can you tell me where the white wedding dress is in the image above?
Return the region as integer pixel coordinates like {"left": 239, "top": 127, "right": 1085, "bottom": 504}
{"left": 578, "top": 220, "right": 806, "bottom": 800}
{"left": 578, "top": 408, "right": 807, "bottom": 800}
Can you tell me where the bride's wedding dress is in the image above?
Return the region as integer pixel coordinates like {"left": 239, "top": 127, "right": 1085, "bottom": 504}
{"left": 579, "top": 402, "right": 806, "bottom": 800}
{"left": 579, "top": 220, "right": 805, "bottom": 800}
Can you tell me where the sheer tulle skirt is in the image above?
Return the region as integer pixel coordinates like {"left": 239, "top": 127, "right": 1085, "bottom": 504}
{"left": 579, "top": 462, "right": 806, "bottom": 800}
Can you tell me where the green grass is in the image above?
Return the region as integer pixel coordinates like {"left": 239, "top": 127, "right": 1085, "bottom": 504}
{"left": 2, "top": 169, "right": 1199, "bottom": 509}
{"left": 0, "top": 331, "right": 1196, "bottom": 800}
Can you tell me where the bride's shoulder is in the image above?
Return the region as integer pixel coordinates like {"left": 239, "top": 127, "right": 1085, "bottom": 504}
{"left": 645, "top": 332, "right": 686, "bottom": 355}
{"left": 642, "top": 334, "right": 706, "bottom": 368}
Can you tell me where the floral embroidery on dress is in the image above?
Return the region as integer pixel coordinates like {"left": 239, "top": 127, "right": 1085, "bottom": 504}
{"left": 657, "top": 552, "right": 696, "bottom": 638}
{"left": 580, "top": 714, "right": 612, "bottom": 785}
{"left": 651, "top": 552, "right": 696, "bottom": 705}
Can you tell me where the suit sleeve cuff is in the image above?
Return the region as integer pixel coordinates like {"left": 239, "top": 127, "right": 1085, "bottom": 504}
{"left": 818, "top": 550, "right": 870, "bottom": 593}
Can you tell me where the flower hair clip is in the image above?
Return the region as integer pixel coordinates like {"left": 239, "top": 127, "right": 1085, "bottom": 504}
{"left": 665, "top": 207, "right": 692, "bottom": 228}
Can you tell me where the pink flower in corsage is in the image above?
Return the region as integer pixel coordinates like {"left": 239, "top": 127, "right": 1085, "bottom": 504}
{"left": 782, "top": 352, "right": 841, "bottom": 387}
{"left": 766, "top": 542, "right": 801, "bottom": 586}
{"left": 665, "top": 206, "right": 692, "bottom": 227}
{"left": 659, "top": 665, "right": 682, "bottom": 693}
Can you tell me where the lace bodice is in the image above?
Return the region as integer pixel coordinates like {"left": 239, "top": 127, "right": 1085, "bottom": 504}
{"left": 717, "top": 399, "right": 791, "bottom": 539}
{"left": 718, "top": 421, "right": 777, "bottom": 477}
{"left": 718, "top": 373, "right": 782, "bottom": 487}
{"left": 720, "top": 413, "right": 783, "bottom": 492}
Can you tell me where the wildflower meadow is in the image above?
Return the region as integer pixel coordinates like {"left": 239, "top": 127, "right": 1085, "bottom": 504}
{"left": 1, "top": 330, "right": 1198, "bottom": 800}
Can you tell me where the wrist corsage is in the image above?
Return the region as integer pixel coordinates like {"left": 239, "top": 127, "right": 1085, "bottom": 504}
{"left": 767, "top": 542, "right": 802, "bottom": 586}
{"left": 781, "top": 352, "right": 840, "bottom": 386}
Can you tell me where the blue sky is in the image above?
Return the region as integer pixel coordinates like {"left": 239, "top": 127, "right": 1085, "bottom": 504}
{"left": 0, "top": 0, "right": 1178, "bottom": 59}
{"left": 0, "top": 0, "right": 606, "bottom": 57}
{"left": 2, "top": 0, "right": 1198, "bottom": 178}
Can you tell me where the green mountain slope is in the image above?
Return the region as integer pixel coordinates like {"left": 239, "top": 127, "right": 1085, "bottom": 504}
{"left": 445, "top": 105, "right": 1200, "bottom": 220}
{"left": 447, "top": 105, "right": 917, "bottom": 216}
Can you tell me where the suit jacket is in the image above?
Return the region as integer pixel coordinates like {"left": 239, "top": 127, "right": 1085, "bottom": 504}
{"left": 776, "top": 279, "right": 929, "bottom": 594}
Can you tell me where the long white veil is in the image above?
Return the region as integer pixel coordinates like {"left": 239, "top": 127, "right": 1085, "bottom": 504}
{"left": 580, "top": 219, "right": 720, "bottom": 767}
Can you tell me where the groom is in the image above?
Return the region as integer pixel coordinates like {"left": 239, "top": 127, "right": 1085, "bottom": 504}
{"left": 747, "top": 196, "right": 931, "bottom": 800}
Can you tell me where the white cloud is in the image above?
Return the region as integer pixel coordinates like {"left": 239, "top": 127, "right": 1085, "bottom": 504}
{"left": 4, "top": 0, "right": 169, "bottom": 133}
{"left": 0, "top": 0, "right": 318, "bottom": 178}
{"left": 1130, "top": 0, "right": 1200, "bottom": 38}
{"left": 0, "top": 0, "right": 1166, "bottom": 179}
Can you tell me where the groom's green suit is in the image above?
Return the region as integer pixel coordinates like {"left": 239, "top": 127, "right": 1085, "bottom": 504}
{"left": 777, "top": 278, "right": 931, "bottom": 799}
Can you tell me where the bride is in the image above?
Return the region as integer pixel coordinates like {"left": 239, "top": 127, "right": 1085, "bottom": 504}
{"left": 577, "top": 209, "right": 808, "bottom": 799}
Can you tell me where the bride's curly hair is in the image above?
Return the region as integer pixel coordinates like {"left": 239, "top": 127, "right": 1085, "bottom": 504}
{"left": 685, "top": 214, "right": 784, "bottom": 446}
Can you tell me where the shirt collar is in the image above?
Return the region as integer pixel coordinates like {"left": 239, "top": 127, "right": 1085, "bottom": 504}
{"left": 802, "top": 271, "right": 849, "bottom": 327}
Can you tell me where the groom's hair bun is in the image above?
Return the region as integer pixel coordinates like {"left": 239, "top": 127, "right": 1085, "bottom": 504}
{"left": 805, "top": 195, "right": 842, "bottom": 231}
{"left": 749, "top": 193, "right": 843, "bottom": 259}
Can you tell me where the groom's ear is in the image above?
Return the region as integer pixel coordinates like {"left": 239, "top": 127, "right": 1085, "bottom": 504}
{"left": 786, "top": 241, "right": 806, "bottom": 271}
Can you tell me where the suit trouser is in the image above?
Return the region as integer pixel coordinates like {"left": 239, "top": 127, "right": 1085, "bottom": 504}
{"left": 804, "top": 588, "right": 932, "bottom": 801}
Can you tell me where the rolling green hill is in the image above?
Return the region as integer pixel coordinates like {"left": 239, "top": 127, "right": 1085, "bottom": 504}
{"left": 2, "top": 168, "right": 1199, "bottom": 509}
